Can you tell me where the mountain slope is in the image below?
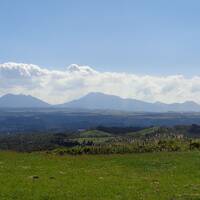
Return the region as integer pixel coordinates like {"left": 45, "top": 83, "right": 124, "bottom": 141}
{"left": 1, "top": 92, "right": 200, "bottom": 111}
{"left": 59, "top": 92, "right": 200, "bottom": 112}
{"left": 0, "top": 94, "right": 50, "bottom": 108}
{"left": 59, "top": 92, "right": 154, "bottom": 111}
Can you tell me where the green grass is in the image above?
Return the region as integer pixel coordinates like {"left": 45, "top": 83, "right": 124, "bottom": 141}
{"left": 0, "top": 151, "right": 200, "bottom": 199}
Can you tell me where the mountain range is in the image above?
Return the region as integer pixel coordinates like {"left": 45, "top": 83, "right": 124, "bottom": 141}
{"left": 0, "top": 92, "right": 200, "bottom": 112}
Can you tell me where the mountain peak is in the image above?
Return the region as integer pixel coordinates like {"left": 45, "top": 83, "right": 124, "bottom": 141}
{"left": 59, "top": 92, "right": 200, "bottom": 112}
{"left": 0, "top": 94, "right": 50, "bottom": 108}
{"left": 3, "top": 93, "right": 28, "bottom": 98}
{"left": 85, "top": 92, "right": 114, "bottom": 97}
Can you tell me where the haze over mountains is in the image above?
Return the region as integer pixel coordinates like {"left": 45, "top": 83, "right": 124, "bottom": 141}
{"left": 0, "top": 94, "right": 50, "bottom": 108}
{"left": 0, "top": 92, "right": 200, "bottom": 112}
{"left": 59, "top": 92, "right": 200, "bottom": 112}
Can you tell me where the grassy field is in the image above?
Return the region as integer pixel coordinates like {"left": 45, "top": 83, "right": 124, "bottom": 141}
{"left": 0, "top": 152, "right": 200, "bottom": 200}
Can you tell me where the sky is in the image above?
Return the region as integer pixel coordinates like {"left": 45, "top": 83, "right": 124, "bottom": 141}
{"left": 1, "top": 0, "right": 200, "bottom": 103}
{"left": 1, "top": 0, "right": 200, "bottom": 75}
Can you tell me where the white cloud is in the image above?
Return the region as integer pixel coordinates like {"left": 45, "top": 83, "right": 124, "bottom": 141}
{"left": 0, "top": 62, "right": 200, "bottom": 104}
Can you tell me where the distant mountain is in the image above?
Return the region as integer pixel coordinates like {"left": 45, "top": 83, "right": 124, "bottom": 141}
{"left": 1, "top": 92, "right": 200, "bottom": 112}
{"left": 0, "top": 94, "right": 50, "bottom": 108}
{"left": 59, "top": 92, "right": 200, "bottom": 112}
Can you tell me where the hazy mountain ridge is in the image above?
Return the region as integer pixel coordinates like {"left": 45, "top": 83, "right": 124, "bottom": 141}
{"left": 0, "top": 92, "right": 200, "bottom": 112}
{"left": 58, "top": 92, "right": 200, "bottom": 112}
{"left": 0, "top": 94, "right": 50, "bottom": 108}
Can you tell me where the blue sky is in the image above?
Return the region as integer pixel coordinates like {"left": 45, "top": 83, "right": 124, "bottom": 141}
{"left": 1, "top": 0, "right": 200, "bottom": 76}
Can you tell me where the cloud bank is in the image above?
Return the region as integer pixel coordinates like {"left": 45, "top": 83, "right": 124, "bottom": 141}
{"left": 1, "top": 62, "right": 200, "bottom": 104}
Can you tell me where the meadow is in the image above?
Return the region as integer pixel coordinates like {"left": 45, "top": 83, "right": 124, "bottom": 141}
{"left": 0, "top": 151, "right": 200, "bottom": 200}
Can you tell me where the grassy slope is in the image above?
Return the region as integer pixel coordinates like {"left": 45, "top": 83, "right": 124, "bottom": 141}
{"left": 0, "top": 152, "right": 200, "bottom": 200}
{"left": 126, "top": 127, "right": 159, "bottom": 137}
